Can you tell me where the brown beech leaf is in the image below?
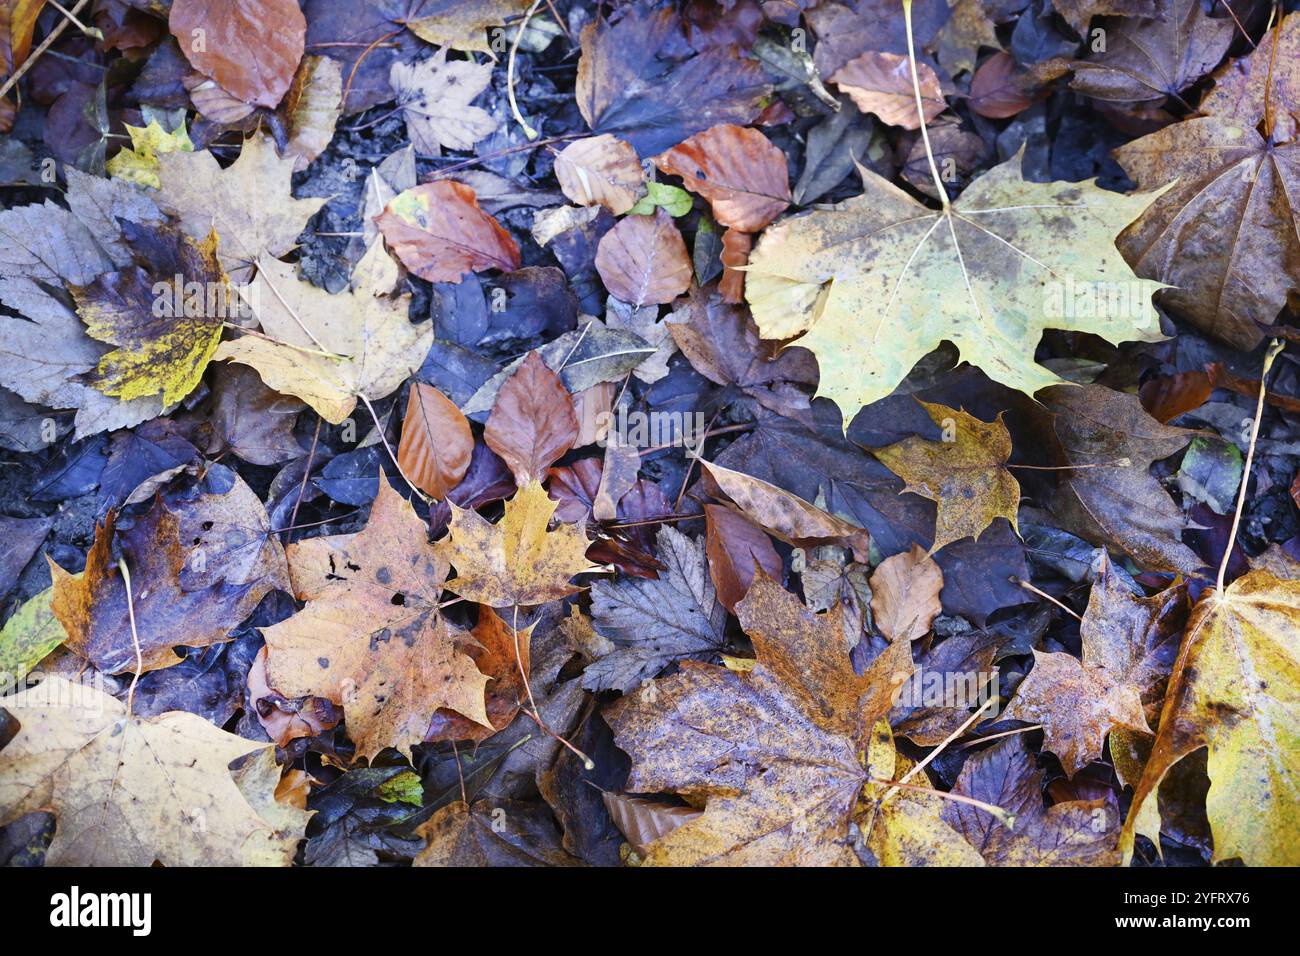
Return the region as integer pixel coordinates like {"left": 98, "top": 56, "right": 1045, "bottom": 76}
{"left": 263, "top": 477, "right": 490, "bottom": 760}
{"left": 51, "top": 481, "right": 287, "bottom": 675}
{"left": 437, "top": 480, "right": 597, "bottom": 608}
{"left": 377, "top": 181, "right": 521, "bottom": 283}
{"left": 169, "top": 0, "right": 306, "bottom": 109}
{"left": 969, "top": 52, "right": 1033, "bottom": 119}
{"left": 201, "top": 364, "right": 305, "bottom": 466}
{"left": 944, "top": 736, "right": 1121, "bottom": 866}
{"left": 1042, "top": 385, "right": 1202, "bottom": 575}
{"left": 654, "top": 124, "right": 791, "bottom": 232}
{"left": 704, "top": 503, "right": 782, "bottom": 614}
{"left": 1138, "top": 370, "right": 1212, "bottom": 424}
{"left": 1113, "top": 115, "right": 1300, "bottom": 350}
{"left": 602, "top": 793, "right": 703, "bottom": 856}
{"left": 398, "top": 382, "right": 474, "bottom": 500}
{"left": 604, "top": 590, "right": 914, "bottom": 865}
{"left": 700, "top": 458, "right": 871, "bottom": 561}
{"left": 1069, "top": 0, "right": 1234, "bottom": 106}
{"left": 484, "top": 351, "right": 579, "bottom": 488}
{"left": 869, "top": 544, "right": 943, "bottom": 643}
{"left": 594, "top": 208, "right": 692, "bottom": 307}
{"left": 424, "top": 608, "right": 533, "bottom": 744}
{"left": 719, "top": 228, "right": 751, "bottom": 304}
{"left": 553, "top": 135, "right": 647, "bottom": 215}
{"left": 871, "top": 401, "right": 1021, "bottom": 552}
{"left": 830, "top": 51, "right": 945, "bottom": 129}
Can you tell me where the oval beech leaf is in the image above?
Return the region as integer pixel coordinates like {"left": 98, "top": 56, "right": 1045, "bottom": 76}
{"left": 655, "top": 124, "right": 791, "bottom": 232}
{"left": 830, "top": 51, "right": 945, "bottom": 130}
{"left": 704, "top": 503, "right": 782, "bottom": 613}
{"left": 554, "top": 134, "right": 647, "bottom": 215}
{"left": 602, "top": 792, "right": 703, "bottom": 856}
{"left": 868, "top": 545, "right": 943, "bottom": 644}
{"left": 594, "top": 208, "right": 692, "bottom": 307}
{"left": 377, "top": 181, "right": 521, "bottom": 283}
{"left": 484, "top": 352, "right": 579, "bottom": 488}
{"left": 968, "top": 52, "right": 1032, "bottom": 119}
{"left": 397, "top": 382, "right": 474, "bottom": 500}
{"left": 169, "top": 0, "right": 306, "bottom": 109}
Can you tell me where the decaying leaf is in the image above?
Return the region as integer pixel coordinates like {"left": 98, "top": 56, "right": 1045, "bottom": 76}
{"left": 746, "top": 153, "right": 1166, "bottom": 424}
{"left": 390, "top": 46, "right": 497, "bottom": 156}
{"left": 872, "top": 401, "right": 1020, "bottom": 552}
{"left": 483, "top": 352, "right": 579, "bottom": 488}
{"left": 170, "top": 0, "right": 306, "bottom": 109}
{"left": 655, "top": 124, "right": 791, "bottom": 232}
{"left": 263, "top": 477, "right": 489, "bottom": 759}
{"left": 1121, "top": 571, "right": 1300, "bottom": 866}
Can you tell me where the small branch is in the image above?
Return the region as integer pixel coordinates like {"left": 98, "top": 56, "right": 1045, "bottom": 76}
{"left": 507, "top": 0, "right": 544, "bottom": 140}
{"left": 0, "top": 0, "right": 93, "bottom": 102}
{"left": 1014, "top": 577, "right": 1083, "bottom": 622}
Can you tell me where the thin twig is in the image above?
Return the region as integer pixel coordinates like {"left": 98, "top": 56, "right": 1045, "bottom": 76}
{"left": 118, "top": 558, "right": 143, "bottom": 717}
{"left": 357, "top": 391, "right": 430, "bottom": 504}
{"left": 1015, "top": 577, "right": 1084, "bottom": 622}
{"left": 507, "top": 0, "right": 545, "bottom": 140}
{"left": 0, "top": 0, "right": 93, "bottom": 102}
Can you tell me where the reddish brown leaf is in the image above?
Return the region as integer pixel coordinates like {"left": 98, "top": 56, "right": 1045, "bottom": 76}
{"left": 169, "top": 0, "right": 306, "bottom": 109}
{"left": 1207, "top": 362, "right": 1300, "bottom": 414}
{"left": 484, "top": 352, "right": 579, "bottom": 488}
{"left": 654, "top": 124, "right": 791, "bottom": 232}
{"left": 719, "top": 228, "right": 751, "bottom": 304}
{"left": 397, "top": 382, "right": 474, "bottom": 500}
{"left": 704, "top": 503, "right": 782, "bottom": 613}
{"left": 425, "top": 608, "right": 531, "bottom": 744}
{"left": 969, "top": 52, "right": 1032, "bottom": 119}
{"left": 594, "top": 208, "right": 692, "bottom": 307}
{"left": 830, "top": 51, "right": 945, "bottom": 129}
{"left": 377, "top": 181, "right": 521, "bottom": 283}
{"left": 1138, "top": 370, "right": 1212, "bottom": 423}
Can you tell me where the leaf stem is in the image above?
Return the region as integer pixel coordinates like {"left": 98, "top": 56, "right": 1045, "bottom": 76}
{"left": 118, "top": 557, "right": 143, "bottom": 717}
{"left": 903, "top": 0, "right": 948, "bottom": 208}
{"left": 507, "top": 0, "right": 544, "bottom": 140}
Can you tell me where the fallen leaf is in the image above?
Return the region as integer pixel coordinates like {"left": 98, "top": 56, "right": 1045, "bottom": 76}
{"left": 1113, "top": 116, "right": 1300, "bottom": 350}
{"left": 378, "top": 181, "right": 521, "bottom": 282}
{"left": 169, "top": 0, "right": 306, "bottom": 109}
{"left": 437, "top": 480, "right": 596, "bottom": 608}
{"left": 1138, "top": 369, "right": 1212, "bottom": 424}
{"left": 156, "top": 134, "right": 327, "bottom": 282}
{"left": 745, "top": 152, "right": 1166, "bottom": 424}
{"left": 105, "top": 118, "right": 194, "bottom": 190}
{"left": 0, "top": 676, "right": 291, "bottom": 865}
{"left": 483, "top": 352, "right": 579, "bottom": 488}
{"left": 601, "top": 792, "right": 703, "bottom": 856}
{"left": 200, "top": 363, "right": 305, "bottom": 466}
{"left": 1121, "top": 571, "right": 1300, "bottom": 866}
{"left": 584, "top": 526, "right": 728, "bottom": 692}
{"left": 390, "top": 46, "right": 497, "bottom": 155}
{"left": 594, "top": 208, "right": 692, "bottom": 307}
{"left": 869, "top": 545, "right": 944, "bottom": 643}
{"left": 1200, "top": 10, "right": 1300, "bottom": 138}
{"left": 397, "top": 382, "right": 473, "bottom": 500}
{"left": 414, "top": 799, "right": 577, "bottom": 866}
{"left": 424, "top": 608, "right": 532, "bottom": 744}
{"left": 704, "top": 503, "right": 783, "bottom": 614}
{"left": 554, "top": 135, "right": 647, "bottom": 215}
{"left": 404, "top": 0, "right": 531, "bottom": 54}
{"left": 0, "top": 588, "right": 65, "bottom": 682}
{"left": 0, "top": 1, "right": 48, "bottom": 131}
{"left": 279, "top": 54, "right": 344, "bottom": 171}
{"left": 214, "top": 241, "right": 431, "bottom": 424}
{"left": 968, "top": 51, "right": 1033, "bottom": 119}
{"left": 831, "top": 51, "right": 945, "bottom": 129}
{"left": 655, "top": 124, "right": 791, "bottom": 232}
{"left": 263, "top": 476, "right": 489, "bottom": 759}
{"left": 872, "top": 401, "right": 1020, "bottom": 552}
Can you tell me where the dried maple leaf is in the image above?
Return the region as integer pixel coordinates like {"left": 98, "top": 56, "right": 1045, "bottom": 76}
{"left": 0, "top": 677, "right": 300, "bottom": 865}
{"left": 944, "top": 736, "right": 1121, "bottom": 866}
{"left": 437, "top": 480, "right": 597, "bottom": 608}
{"left": 214, "top": 241, "right": 431, "bottom": 424}
{"left": 71, "top": 220, "right": 226, "bottom": 406}
{"left": 655, "top": 124, "right": 791, "bottom": 232}
{"left": 831, "top": 51, "right": 945, "bottom": 129}
{"left": 1042, "top": 384, "right": 1202, "bottom": 575}
{"left": 1070, "top": 0, "right": 1233, "bottom": 105}
{"left": 1113, "top": 115, "right": 1300, "bottom": 350}
{"left": 745, "top": 152, "right": 1166, "bottom": 423}
{"left": 156, "top": 134, "right": 326, "bottom": 282}
{"left": 377, "top": 181, "right": 521, "bottom": 283}
{"left": 398, "top": 382, "right": 474, "bottom": 499}
{"left": 390, "top": 46, "right": 497, "bottom": 156}
{"left": 1121, "top": 571, "right": 1300, "bottom": 866}
{"left": 414, "top": 799, "right": 577, "bottom": 866}
{"left": 483, "top": 352, "right": 579, "bottom": 488}
{"left": 594, "top": 208, "right": 693, "bottom": 307}
{"left": 170, "top": 0, "right": 305, "bottom": 108}
{"left": 1200, "top": 11, "right": 1300, "bottom": 137}
{"left": 869, "top": 545, "right": 943, "bottom": 644}
{"left": 424, "top": 608, "right": 532, "bottom": 744}
{"left": 553, "top": 135, "right": 647, "bottom": 215}
{"left": 605, "top": 578, "right": 915, "bottom": 865}
{"left": 1006, "top": 557, "right": 1184, "bottom": 777}
{"left": 872, "top": 400, "right": 1020, "bottom": 552}
{"left": 263, "top": 477, "right": 490, "bottom": 760}
{"left": 51, "top": 482, "right": 287, "bottom": 675}
{"left": 584, "top": 526, "right": 728, "bottom": 693}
